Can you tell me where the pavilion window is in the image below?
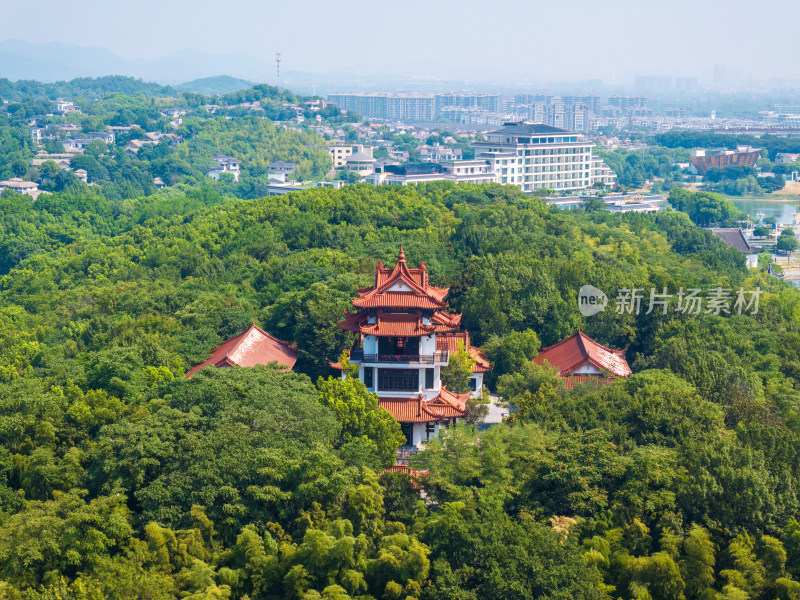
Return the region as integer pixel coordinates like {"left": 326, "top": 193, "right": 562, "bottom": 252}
{"left": 377, "top": 368, "right": 419, "bottom": 392}
{"left": 378, "top": 336, "right": 419, "bottom": 356}
{"left": 425, "top": 368, "right": 435, "bottom": 389}
{"left": 363, "top": 367, "right": 374, "bottom": 388}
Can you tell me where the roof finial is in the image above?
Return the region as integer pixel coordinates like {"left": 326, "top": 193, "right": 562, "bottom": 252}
{"left": 398, "top": 245, "right": 406, "bottom": 262}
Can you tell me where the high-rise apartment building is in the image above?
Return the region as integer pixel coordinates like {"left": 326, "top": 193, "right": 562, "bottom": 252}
{"left": 514, "top": 94, "right": 553, "bottom": 106}
{"left": 435, "top": 93, "right": 502, "bottom": 114}
{"left": 608, "top": 95, "right": 648, "bottom": 112}
{"left": 328, "top": 92, "right": 503, "bottom": 122}
{"left": 561, "top": 95, "right": 601, "bottom": 115}
{"left": 327, "top": 93, "right": 436, "bottom": 121}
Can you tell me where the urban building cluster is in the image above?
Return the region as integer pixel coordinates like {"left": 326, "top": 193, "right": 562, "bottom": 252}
{"left": 342, "top": 122, "right": 617, "bottom": 192}
{"left": 327, "top": 92, "right": 503, "bottom": 123}
{"left": 327, "top": 90, "right": 800, "bottom": 139}
{"left": 22, "top": 108, "right": 185, "bottom": 193}
{"left": 258, "top": 116, "right": 617, "bottom": 195}
{"left": 328, "top": 91, "right": 660, "bottom": 132}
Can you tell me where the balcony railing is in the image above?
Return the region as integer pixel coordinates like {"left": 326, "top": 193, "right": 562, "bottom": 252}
{"left": 396, "top": 446, "right": 418, "bottom": 466}
{"left": 350, "top": 349, "right": 448, "bottom": 364}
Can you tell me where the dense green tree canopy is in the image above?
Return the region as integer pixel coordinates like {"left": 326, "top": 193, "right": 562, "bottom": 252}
{"left": 1, "top": 101, "right": 800, "bottom": 597}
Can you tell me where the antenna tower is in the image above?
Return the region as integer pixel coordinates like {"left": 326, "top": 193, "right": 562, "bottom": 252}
{"left": 275, "top": 50, "right": 282, "bottom": 90}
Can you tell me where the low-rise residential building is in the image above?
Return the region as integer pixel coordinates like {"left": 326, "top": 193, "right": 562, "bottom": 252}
{"left": 207, "top": 155, "right": 240, "bottom": 182}
{"left": 268, "top": 161, "right": 298, "bottom": 179}
{"left": 304, "top": 99, "right": 327, "bottom": 111}
{"left": 776, "top": 153, "right": 800, "bottom": 164}
{"left": 389, "top": 149, "right": 410, "bottom": 162}
{"left": 0, "top": 177, "right": 39, "bottom": 197}
{"left": 55, "top": 98, "right": 81, "bottom": 114}
{"left": 144, "top": 131, "right": 180, "bottom": 144}
{"left": 418, "top": 143, "right": 462, "bottom": 162}
{"left": 30, "top": 152, "right": 74, "bottom": 169}
{"left": 63, "top": 131, "right": 114, "bottom": 151}
{"left": 327, "top": 144, "right": 356, "bottom": 168}
{"left": 365, "top": 161, "right": 498, "bottom": 186}
{"left": 124, "top": 139, "right": 156, "bottom": 155}
{"left": 30, "top": 123, "right": 81, "bottom": 145}
{"left": 346, "top": 146, "right": 376, "bottom": 176}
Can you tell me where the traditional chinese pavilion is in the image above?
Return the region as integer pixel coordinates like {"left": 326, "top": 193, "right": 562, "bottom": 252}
{"left": 533, "top": 330, "right": 631, "bottom": 388}
{"left": 339, "top": 248, "right": 485, "bottom": 447}
{"left": 186, "top": 323, "right": 298, "bottom": 377}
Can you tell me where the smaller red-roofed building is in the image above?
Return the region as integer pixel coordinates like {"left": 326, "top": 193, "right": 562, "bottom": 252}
{"left": 534, "top": 330, "right": 630, "bottom": 388}
{"left": 186, "top": 323, "right": 298, "bottom": 377}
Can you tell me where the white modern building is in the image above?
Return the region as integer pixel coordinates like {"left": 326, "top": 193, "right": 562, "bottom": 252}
{"left": 346, "top": 145, "right": 376, "bottom": 176}
{"left": 365, "top": 160, "right": 498, "bottom": 186}
{"left": 471, "top": 122, "right": 595, "bottom": 192}
{"left": 590, "top": 156, "right": 618, "bottom": 187}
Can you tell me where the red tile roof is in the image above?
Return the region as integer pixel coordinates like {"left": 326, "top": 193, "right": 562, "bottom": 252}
{"left": 354, "top": 247, "right": 450, "bottom": 310}
{"left": 340, "top": 310, "right": 461, "bottom": 337}
{"left": 533, "top": 331, "right": 631, "bottom": 378}
{"left": 186, "top": 323, "right": 298, "bottom": 377}
{"left": 352, "top": 292, "right": 445, "bottom": 310}
{"left": 436, "top": 332, "right": 492, "bottom": 373}
{"left": 378, "top": 388, "right": 470, "bottom": 423}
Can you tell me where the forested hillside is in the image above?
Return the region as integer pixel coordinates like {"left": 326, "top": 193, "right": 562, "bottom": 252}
{"left": 3, "top": 181, "right": 800, "bottom": 598}
{"left": 0, "top": 78, "right": 338, "bottom": 201}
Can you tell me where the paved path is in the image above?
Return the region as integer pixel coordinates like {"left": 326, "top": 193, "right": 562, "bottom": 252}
{"left": 476, "top": 394, "right": 518, "bottom": 431}
{"left": 483, "top": 394, "right": 508, "bottom": 424}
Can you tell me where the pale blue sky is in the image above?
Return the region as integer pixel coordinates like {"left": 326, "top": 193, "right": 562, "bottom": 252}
{"left": 2, "top": 0, "right": 797, "bottom": 82}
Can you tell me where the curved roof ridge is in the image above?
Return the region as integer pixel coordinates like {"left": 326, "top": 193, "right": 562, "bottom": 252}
{"left": 248, "top": 322, "right": 296, "bottom": 349}
{"left": 578, "top": 330, "right": 627, "bottom": 356}
{"left": 537, "top": 331, "right": 583, "bottom": 353}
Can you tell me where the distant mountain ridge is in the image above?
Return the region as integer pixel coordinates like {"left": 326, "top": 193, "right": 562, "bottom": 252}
{"left": 176, "top": 76, "right": 256, "bottom": 95}
{"left": 0, "top": 39, "right": 515, "bottom": 94}
{"left": 0, "top": 40, "right": 273, "bottom": 85}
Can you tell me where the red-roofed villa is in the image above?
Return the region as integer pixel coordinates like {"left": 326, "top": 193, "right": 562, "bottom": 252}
{"left": 186, "top": 323, "right": 298, "bottom": 377}
{"left": 338, "top": 248, "right": 490, "bottom": 450}
{"left": 533, "top": 330, "right": 630, "bottom": 388}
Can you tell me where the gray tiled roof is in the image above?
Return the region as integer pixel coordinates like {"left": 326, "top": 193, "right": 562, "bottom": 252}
{"left": 490, "top": 122, "right": 571, "bottom": 135}
{"left": 709, "top": 228, "right": 758, "bottom": 254}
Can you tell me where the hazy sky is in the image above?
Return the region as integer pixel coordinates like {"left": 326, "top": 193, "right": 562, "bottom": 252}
{"left": 2, "top": 0, "right": 798, "bottom": 82}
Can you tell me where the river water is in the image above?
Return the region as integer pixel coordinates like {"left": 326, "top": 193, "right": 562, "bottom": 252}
{"left": 730, "top": 199, "right": 800, "bottom": 225}
{"left": 729, "top": 199, "right": 800, "bottom": 286}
